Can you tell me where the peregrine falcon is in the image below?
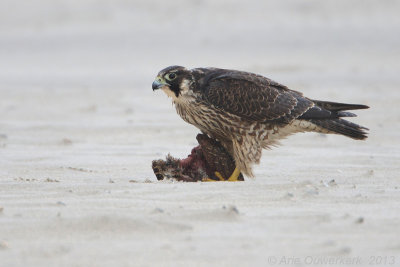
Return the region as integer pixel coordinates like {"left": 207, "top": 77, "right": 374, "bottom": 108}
{"left": 152, "top": 66, "right": 369, "bottom": 181}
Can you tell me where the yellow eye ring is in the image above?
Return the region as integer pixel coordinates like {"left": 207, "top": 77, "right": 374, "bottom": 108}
{"left": 166, "top": 73, "right": 177, "bottom": 81}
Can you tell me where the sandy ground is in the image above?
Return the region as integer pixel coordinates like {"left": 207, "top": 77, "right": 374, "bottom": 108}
{"left": 1, "top": 0, "right": 400, "bottom": 266}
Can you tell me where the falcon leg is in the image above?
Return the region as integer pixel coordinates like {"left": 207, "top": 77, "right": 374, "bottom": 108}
{"left": 227, "top": 166, "right": 241, "bottom": 181}
{"left": 202, "top": 172, "right": 225, "bottom": 182}
{"left": 213, "top": 166, "right": 241, "bottom": 182}
{"left": 214, "top": 172, "right": 225, "bottom": 181}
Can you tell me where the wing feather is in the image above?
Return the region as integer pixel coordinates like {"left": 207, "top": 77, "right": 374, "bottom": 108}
{"left": 198, "top": 69, "right": 314, "bottom": 123}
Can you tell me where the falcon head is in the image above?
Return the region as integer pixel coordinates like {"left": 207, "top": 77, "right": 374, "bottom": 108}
{"left": 152, "top": 66, "right": 193, "bottom": 99}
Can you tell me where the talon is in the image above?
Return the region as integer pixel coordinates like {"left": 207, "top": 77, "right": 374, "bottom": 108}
{"left": 214, "top": 171, "right": 225, "bottom": 181}
{"left": 202, "top": 177, "right": 219, "bottom": 182}
{"left": 213, "top": 167, "right": 242, "bottom": 182}
{"left": 227, "top": 167, "right": 241, "bottom": 182}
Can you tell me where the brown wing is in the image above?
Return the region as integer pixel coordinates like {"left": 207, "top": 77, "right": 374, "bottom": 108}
{"left": 198, "top": 69, "right": 314, "bottom": 123}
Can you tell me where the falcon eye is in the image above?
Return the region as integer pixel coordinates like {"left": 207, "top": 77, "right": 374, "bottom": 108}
{"left": 166, "top": 73, "right": 177, "bottom": 81}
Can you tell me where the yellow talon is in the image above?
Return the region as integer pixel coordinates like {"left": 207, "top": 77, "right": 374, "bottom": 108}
{"left": 227, "top": 167, "right": 241, "bottom": 181}
{"left": 202, "top": 167, "right": 242, "bottom": 182}
{"left": 214, "top": 172, "right": 225, "bottom": 181}
{"left": 202, "top": 172, "right": 225, "bottom": 182}
{"left": 202, "top": 177, "right": 218, "bottom": 182}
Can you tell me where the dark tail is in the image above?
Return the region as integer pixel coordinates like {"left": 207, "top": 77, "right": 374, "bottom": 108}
{"left": 309, "top": 118, "right": 369, "bottom": 140}
{"left": 311, "top": 100, "right": 369, "bottom": 112}
{"left": 299, "top": 99, "right": 369, "bottom": 140}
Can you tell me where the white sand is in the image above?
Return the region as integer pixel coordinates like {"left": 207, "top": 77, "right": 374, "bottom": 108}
{"left": 1, "top": 1, "right": 399, "bottom": 266}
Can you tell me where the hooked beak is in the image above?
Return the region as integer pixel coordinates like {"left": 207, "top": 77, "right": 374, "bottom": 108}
{"left": 152, "top": 77, "right": 169, "bottom": 91}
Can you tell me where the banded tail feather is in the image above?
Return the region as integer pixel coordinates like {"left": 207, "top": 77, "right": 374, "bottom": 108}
{"left": 299, "top": 100, "right": 369, "bottom": 140}
{"left": 310, "top": 118, "right": 368, "bottom": 140}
